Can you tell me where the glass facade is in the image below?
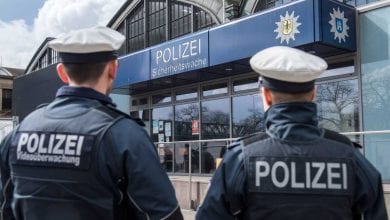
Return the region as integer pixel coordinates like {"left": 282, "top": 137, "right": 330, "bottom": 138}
{"left": 129, "top": 68, "right": 361, "bottom": 175}
{"left": 151, "top": 106, "right": 173, "bottom": 142}
{"left": 232, "top": 94, "right": 264, "bottom": 137}
{"left": 201, "top": 98, "right": 230, "bottom": 140}
{"left": 171, "top": 1, "right": 192, "bottom": 39}
{"left": 360, "top": 6, "right": 390, "bottom": 181}
{"left": 175, "top": 142, "right": 200, "bottom": 173}
{"left": 1, "top": 89, "right": 12, "bottom": 110}
{"left": 316, "top": 79, "right": 359, "bottom": 134}
{"left": 127, "top": 5, "right": 145, "bottom": 52}
{"left": 194, "top": 6, "right": 215, "bottom": 30}
{"left": 175, "top": 103, "right": 199, "bottom": 141}
{"left": 31, "top": 47, "right": 58, "bottom": 73}
{"left": 148, "top": 1, "right": 167, "bottom": 46}
{"left": 114, "top": 0, "right": 216, "bottom": 55}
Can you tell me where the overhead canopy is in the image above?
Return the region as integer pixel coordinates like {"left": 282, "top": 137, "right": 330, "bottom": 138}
{"left": 114, "top": 0, "right": 356, "bottom": 95}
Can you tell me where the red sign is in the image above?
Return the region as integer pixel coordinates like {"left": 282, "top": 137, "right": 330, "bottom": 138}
{"left": 192, "top": 120, "right": 199, "bottom": 135}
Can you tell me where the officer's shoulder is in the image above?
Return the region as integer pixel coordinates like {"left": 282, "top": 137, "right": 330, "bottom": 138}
{"left": 94, "top": 104, "right": 145, "bottom": 127}
{"left": 228, "top": 132, "right": 269, "bottom": 150}
{"left": 35, "top": 103, "right": 49, "bottom": 109}
{"left": 322, "top": 129, "right": 361, "bottom": 149}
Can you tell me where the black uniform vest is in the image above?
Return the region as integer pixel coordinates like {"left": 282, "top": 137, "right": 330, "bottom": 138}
{"left": 8, "top": 103, "right": 130, "bottom": 220}
{"left": 241, "top": 130, "right": 357, "bottom": 220}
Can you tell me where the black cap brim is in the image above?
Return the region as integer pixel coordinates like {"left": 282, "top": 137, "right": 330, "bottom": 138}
{"left": 260, "top": 76, "right": 315, "bottom": 93}
{"left": 59, "top": 51, "right": 118, "bottom": 63}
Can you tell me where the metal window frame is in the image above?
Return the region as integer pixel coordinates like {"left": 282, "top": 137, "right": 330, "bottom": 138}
{"left": 128, "top": 56, "right": 360, "bottom": 175}
{"left": 170, "top": 1, "right": 193, "bottom": 39}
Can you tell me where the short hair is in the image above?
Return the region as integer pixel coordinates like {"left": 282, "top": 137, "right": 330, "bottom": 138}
{"left": 269, "top": 89, "right": 314, "bottom": 104}
{"left": 63, "top": 61, "right": 109, "bottom": 84}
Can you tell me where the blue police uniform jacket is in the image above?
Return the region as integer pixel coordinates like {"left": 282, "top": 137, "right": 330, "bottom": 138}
{"left": 0, "top": 86, "right": 183, "bottom": 220}
{"left": 196, "top": 102, "right": 388, "bottom": 220}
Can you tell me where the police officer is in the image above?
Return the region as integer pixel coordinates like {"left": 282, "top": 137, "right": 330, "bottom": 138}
{"left": 196, "top": 46, "right": 388, "bottom": 220}
{"left": 0, "top": 26, "right": 183, "bottom": 220}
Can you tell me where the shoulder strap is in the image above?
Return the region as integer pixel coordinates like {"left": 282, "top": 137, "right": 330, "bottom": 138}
{"left": 94, "top": 105, "right": 145, "bottom": 127}
{"left": 228, "top": 132, "right": 269, "bottom": 150}
{"left": 241, "top": 132, "right": 269, "bottom": 146}
{"left": 323, "top": 129, "right": 361, "bottom": 149}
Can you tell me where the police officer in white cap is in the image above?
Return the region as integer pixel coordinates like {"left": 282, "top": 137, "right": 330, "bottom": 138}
{"left": 196, "top": 46, "right": 387, "bottom": 220}
{"left": 0, "top": 26, "right": 183, "bottom": 220}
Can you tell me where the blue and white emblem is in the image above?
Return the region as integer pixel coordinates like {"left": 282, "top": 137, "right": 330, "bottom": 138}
{"left": 274, "top": 11, "right": 301, "bottom": 44}
{"left": 329, "top": 7, "right": 349, "bottom": 43}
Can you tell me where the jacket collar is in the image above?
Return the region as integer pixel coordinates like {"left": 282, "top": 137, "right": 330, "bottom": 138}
{"left": 264, "top": 102, "right": 320, "bottom": 141}
{"left": 56, "top": 86, "right": 115, "bottom": 106}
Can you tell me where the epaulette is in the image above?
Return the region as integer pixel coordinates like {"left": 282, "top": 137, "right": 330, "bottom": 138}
{"left": 241, "top": 132, "right": 269, "bottom": 146}
{"left": 94, "top": 105, "right": 145, "bottom": 127}
{"left": 323, "top": 129, "right": 361, "bottom": 149}
{"left": 228, "top": 132, "right": 269, "bottom": 150}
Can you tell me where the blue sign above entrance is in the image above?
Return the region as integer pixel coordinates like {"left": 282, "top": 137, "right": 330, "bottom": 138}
{"left": 150, "top": 31, "right": 209, "bottom": 79}
{"left": 114, "top": 0, "right": 357, "bottom": 91}
{"left": 209, "top": 0, "right": 315, "bottom": 66}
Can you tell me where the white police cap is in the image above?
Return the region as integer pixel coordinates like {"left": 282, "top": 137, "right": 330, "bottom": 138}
{"left": 249, "top": 46, "right": 328, "bottom": 93}
{"left": 48, "top": 26, "right": 125, "bottom": 63}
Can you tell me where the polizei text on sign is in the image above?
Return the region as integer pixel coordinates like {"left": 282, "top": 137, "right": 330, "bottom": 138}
{"left": 151, "top": 32, "right": 209, "bottom": 79}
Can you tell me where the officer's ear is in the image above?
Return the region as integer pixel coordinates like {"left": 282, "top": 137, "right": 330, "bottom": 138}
{"left": 107, "top": 59, "right": 118, "bottom": 80}
{"left": 310, "top": 86, "right": 317, "bottom": 102}
{"left": 56, "top": 63, "right": 70, "bottom": 84}
{"left": 261, "top": 87, "right": 273, "bottom": 111}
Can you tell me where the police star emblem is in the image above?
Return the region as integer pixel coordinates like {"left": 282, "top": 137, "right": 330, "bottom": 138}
{"left": 329, "top": 7, "right": 349, "bottom": 43}
{"left": 274, "top": 11, "right": 301, "bottom": 44}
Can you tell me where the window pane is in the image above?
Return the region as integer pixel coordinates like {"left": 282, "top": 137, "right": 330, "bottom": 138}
{"left": 202, "top": 83, "right": 228, "bottom": 97}
{"left": 170, "top": 1, "right": 192, "bottom": 39}
{"left": 151, "top": 106, "right": 173, "bottom": 142}
{"left": 360, "top": 6, "right": 390, "bottom": 181}
{"left": 148, "top": 1, "right": 166, "bottom": 46}
{"left": 132, "top": 99, "right": 138, "bottom": 107}
{"left": 233, "top": 77, "right": 259, "bottom": 92}
{"left": 174, "top": 142, "right": 200, "bottom": 173}
{"left": 176, "top": 88, "right": 198, "bottom": 101}
{"left": 139, "top": 97, "right": 148, "bottom": 105}
{"left": 201, "top": 98, "right": 230, "bottom": 139}
{"left": 158, "top": 143, "right": 174, "bottom": 172}
{"left": 127, "top": 4, "right": 144, "bottom": 53}
{"left": 194, "top": 7, "right": 215, "bottom": 31}
{"left": 152, "top": 93, "right": 172, "bottom": 104}
{"left": 2, "top": 89, "right": 12, "bottom": 110}
{"left": 175, "top": 103, "right": 199, "bottom": 141}
{"left": 321, "top": 66, "right": 354, "bottom": 79}
{"left": 200, "top": 141, "right": 227, "bottom": 174}
{"left": 316, "top": 79, "right": 359, "bottom": 134}
{"left": 232, "top": 94, "right": 264, "bottom": 138}
{"left": 116, "top": 22, "right": 126, "bottom": 55}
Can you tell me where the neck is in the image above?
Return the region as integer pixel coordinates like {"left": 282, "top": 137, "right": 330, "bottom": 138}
{"left": 68, "top": 79, "right": 108, "bottom": 95}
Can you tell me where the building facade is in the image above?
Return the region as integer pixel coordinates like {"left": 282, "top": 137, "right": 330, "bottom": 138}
{"left": 0, "top": 67, "right": 22, "bottom": 143}
{"left": 19, "top": 0, "right": 390, "bottom": 210}
{"left": 0, "top": 67, "right": 22, "bottom": 117}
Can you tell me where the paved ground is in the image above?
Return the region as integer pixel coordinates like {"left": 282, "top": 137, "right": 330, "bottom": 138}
{"left": 182, "top": 209, "right": 196, "bottom": 220}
